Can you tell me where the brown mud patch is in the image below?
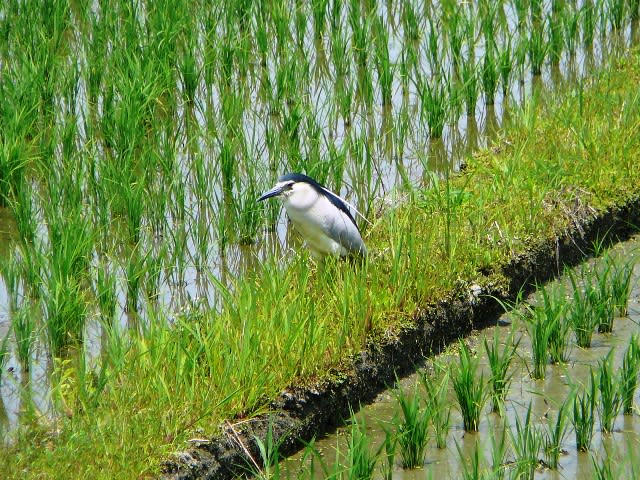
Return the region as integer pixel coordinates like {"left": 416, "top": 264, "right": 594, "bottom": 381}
{"left": 160, "top": 194, "right": 640, "bottom": 479}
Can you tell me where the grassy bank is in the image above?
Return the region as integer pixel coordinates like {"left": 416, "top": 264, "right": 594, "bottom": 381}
{"left": 2, "top": 45, "right": 640, "bottom": 478}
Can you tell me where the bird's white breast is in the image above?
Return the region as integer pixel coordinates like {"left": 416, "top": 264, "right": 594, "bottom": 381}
{"left": 282, "top": 184, "right": 349, "bottom": 256}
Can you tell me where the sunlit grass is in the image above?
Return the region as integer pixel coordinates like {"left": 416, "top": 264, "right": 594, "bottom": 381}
{"left": 1, "top": 0, "right": 640, "bottom": 477}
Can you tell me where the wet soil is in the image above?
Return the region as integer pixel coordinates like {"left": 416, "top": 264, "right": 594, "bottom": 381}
{"left": 160, "top": 193, "right": 640, "bottom": 479}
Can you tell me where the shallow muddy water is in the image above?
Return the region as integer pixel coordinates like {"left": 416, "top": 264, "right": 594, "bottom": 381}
{"left": 280, "top": 236, "right": 640, "bottom": 479}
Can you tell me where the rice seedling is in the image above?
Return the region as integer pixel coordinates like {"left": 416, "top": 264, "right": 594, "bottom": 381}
{"left": 393, "top": 385, "right": 431, "bottom": 469}
{"left": 583, "top": 1, "right": 596, "bottom": 46}
{"left": 523, "top": 303, "right": 552, "bottom": 380}
{"left": 609, "top": 258, "right": 634, "bottom": 316}
{"left": 344, "top": 413, "right": 379, "bottom": 480}
{"left": 12, "top": 302, "right": 35, "bottom": 371}
{"left": 236, "top": 178, "right": 262, "bottom": 245}
{"left": 44, "top": 275, "right": 88, "bottom": 356}
{"left": 528, "top": 23, "right": 547, "bottom": 75}
{"left": 380, "top": 427, "right": 397, "bottom": 480}
{"left": 0, "top": 251, "right": 21, "bottom": 314}
{"left": 420, "top": 366, "right": 451, "bottom": 449}
{"left": 0, "top": 332, "right": 10, "bottom": 382}
{"left": 3, "top": 0, "right": 640, "bottom": 476}
{"left": 0, "top": 132, "right": 28, "bottom": 209}
{"left": 445, "top": 5, "right": 464, "bottom": 71}
{"left": 566, "top": 268, "right": 600, "bottom": 348}
{"left": 481, "top": 46, "right": 499, "bottom": 105}
{"left": 426, "top": 16, "right": 441, "bottom": 75}
{"left": 563, "top": 5, "right": 581, "bottom": 55}
{"left": 418, "top": 76, "right": 450, "bottom": 139}
{"left": 460, "top": 57, "right": 478, "bottom": 115}
{"left": 543, "top": 400, "right": 569, "bottom": 470}
{"left": 629, "top": 0, "right": 640, "bottom": 19}
{"left": 349, "top": 1, "right": 368, "bottom": 69}
{"left": 490, "top": 424, "right": 507, "bottom": 480}
{"left": 608, "top": 0, "right": 626, "bottom": 30}
{"left": 401, "top": 1, "right": 421, "bottom": 42}
{"left": 252, "top": 419, "right": 284, "bottom": 480}
{"left": 498, "top": 38, "right": 513, "bottom": 94}
{"left": 588, "top": 264, "right": 617, "bottom": 334}
{"left": 620, "top": 335, "right": 640, "bottom": 415}
{"left": 548, "top": 13, "right": 564, "bottom": 65}
{"left": 94, "top": 263, "right": 117, "bottom": 326}
{"left": 572, "top": 370, "right": 597, "bottom": 451}
{"left": 592, "top": 451, "right": 616, "bottom": 479}
{"left": 451, "top": 341, "right": 487, "bottom": 432}
{"left": 484, "top": 328, "right": 519, "bottom": 413}
{"left": 373, "top": 16, "right": 393, "bottom": 107}
{"left": 597, "top": 349, "right": 623, "bottom": 433}
{"left": 9, "top": 178, "right": 37, "bottom": 246}
{"left": 539, "top": 286, "right": 570, "bottom": 364}
{"left": 513, "top": 0, "right": 529, "bottom": 29}
{"left": 125, "top": 247, "right": 150, "bottom": 315}
{"left": 456, "top": 440, "right": 482, "bottom": 480}
{"left": 312, "top": 0, "right": 328, "bottom": 38}
{"left": 509, "top": 403, "right": 543, "bottom": 480}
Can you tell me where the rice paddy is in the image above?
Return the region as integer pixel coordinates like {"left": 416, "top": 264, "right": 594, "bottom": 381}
{"left": 281, "top": 240, "right": 640, "bottom": 478}
{"left": 1, "top": 0, "right": 640, "bottom": 477}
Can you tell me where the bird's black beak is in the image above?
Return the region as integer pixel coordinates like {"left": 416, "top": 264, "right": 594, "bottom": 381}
{"left": 257, "top": 185, "right": 284, "bottom": 202}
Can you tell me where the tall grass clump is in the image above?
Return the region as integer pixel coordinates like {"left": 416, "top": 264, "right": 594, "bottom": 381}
{"left": 484, "top": 328, "right": 518, "bottom": 412}
{"left": 597, "top": 349, "right": 623, "bottom": 433}
{"left": 451, "top": 341, "right": 487, "bottom": 432}
{"left": 621, "top": 335, "right": 640, "bottom": 415}
{"left": 393, "top": 386, "right": 430, "bottom": 469}
{"left": 572, "top": 370, "right": 597, "bottom": 451}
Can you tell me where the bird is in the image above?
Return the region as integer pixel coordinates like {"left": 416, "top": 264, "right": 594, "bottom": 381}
{"left": 257, "top": 173, "right": 367, "bottom": 258}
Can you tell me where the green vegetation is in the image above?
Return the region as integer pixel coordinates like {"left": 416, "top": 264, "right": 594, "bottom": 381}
{"left": 509, "top": 404, "right": 543, "bottom": 480}
{"left": 543, "top": 400, "right": 569, "bottom": 470}
{"left": 393, "top": 386, "right": 431, "bottom": 469}
{"left": 572, "top": 371, "right": 598, "bottom": 452}
{"left": 451, "top": 341, "right": 488, "bottom": 432}
{"left": 621, "top": 336, "right": 640, "bottom": 414}
{"left": 1, "top": 0, "right": 640, "bottom": 477}
{"left": 485, "top": 328, "right": 519, "bottom": 413}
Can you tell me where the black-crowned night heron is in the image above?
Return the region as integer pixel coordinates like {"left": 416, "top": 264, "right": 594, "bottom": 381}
{"left": 257, "top": 173, "right": 367, "bottom": 258}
